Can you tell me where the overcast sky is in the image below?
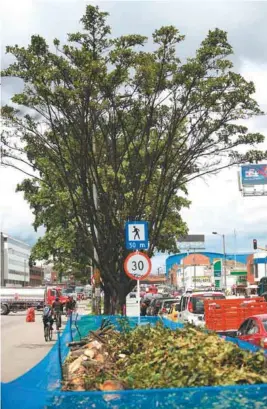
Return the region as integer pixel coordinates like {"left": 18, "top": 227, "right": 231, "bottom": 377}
{"left": 1, "top": 0, "right": 267, "bottom": 272}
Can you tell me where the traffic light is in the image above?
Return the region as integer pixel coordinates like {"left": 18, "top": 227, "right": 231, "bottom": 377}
{"left": 253, "top": 239, "right": 257, "bottom": 250}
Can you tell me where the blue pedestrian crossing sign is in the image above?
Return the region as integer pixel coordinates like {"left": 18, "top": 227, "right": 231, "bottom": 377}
{"left": 125, "top": 221, "right": 149, "bottom": 250}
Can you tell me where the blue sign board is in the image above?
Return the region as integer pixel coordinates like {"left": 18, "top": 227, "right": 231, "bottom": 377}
{"left": 241, "top": 164, "right": 267, "bottom": 186}
{"left": 125, "top": 221, "right": 149, "bottom": 250}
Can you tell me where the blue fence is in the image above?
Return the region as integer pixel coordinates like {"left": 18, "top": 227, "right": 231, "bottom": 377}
{"left": 1, "top": 315, "right": 267, "bottom": 409}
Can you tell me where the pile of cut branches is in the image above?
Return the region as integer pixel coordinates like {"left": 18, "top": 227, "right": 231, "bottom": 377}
{"left": 62, "top": 320, "right": 267, "bottom": 391}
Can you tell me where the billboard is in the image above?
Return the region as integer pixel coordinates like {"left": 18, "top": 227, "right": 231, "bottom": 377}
{"left": 177, "top": 234, "right": 205, "bottom": 250}
{"left": 241, "top": 164, "right": 267, "bottom": 186}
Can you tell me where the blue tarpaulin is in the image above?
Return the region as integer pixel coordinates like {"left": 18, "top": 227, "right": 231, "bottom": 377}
{"left": 1, "top": 315, "right": 267, "bottom": 409}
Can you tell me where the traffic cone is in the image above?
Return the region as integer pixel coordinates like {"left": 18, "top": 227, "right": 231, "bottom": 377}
{"left": 26, "top": 307, "right": 35, "bottom": 322}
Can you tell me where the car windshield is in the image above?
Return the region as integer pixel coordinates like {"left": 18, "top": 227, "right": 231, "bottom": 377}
{"left": 262, "top": 319, "right": 267, "bottom": 332}
{"left": 163, "top": 300, "right": 176, "bottom": 309}
{"left": 192, "top": 295, "right": 225, "bottom": 314}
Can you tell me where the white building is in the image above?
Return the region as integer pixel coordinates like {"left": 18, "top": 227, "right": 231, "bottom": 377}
{"left": 254, "top": 252, "right": 267, "bottom": 282}
{"left": 177, "top": 264, "right": 213, "bottom": 289}
{"left": 0, "top": 233, "right": 31, "bottom": 287}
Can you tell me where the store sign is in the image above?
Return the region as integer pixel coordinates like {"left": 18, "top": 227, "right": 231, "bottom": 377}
{"left": 192, "top": 276, "right": 211, "bottom": 283}
{"left": 177, "top": 234, "right": 205, "bottom": 250}
{"left": 213, "top": 260, "right": 222, "bottom": 277}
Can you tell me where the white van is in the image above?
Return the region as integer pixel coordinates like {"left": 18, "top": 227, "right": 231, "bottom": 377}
{"left": 177, "top": 291, "right": 226, "bottom": 327}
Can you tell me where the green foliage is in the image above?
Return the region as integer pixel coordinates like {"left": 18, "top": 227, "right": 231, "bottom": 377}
{"left": 1, "top": 5, "right": 266, "bottom": 299}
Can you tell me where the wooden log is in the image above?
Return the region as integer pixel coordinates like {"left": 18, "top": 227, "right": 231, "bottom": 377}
{"left": 67, "top": 340, "right": 88, "bottom": 347}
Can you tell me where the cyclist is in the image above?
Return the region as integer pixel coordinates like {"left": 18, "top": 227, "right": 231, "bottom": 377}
{"left": 42, "top": 304, "right": 54, "bottom": 331}
{"left": 52, "top": 297, "right": 63, "bottom": 328}
{"left": 65, "top": 296, "right": 76, "bottom": 316}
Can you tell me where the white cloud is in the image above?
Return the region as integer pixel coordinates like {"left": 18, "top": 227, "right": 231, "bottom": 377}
{"left": 1, "top": 1, "right": 266, "bottom": 254}
{"left": 0, "top": 166, "right": 43, "bottom": 242}
{"left": 180, "top": 61, "right": 267, "bottom": 249}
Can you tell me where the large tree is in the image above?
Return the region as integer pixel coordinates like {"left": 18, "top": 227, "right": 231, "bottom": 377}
{"left": 1, "top": 5, "right": 266, "bottom": 312}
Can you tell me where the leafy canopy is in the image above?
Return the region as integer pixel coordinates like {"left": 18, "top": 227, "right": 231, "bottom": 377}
{"left": 1, "top": 5, "right": 266, "bottom": 297}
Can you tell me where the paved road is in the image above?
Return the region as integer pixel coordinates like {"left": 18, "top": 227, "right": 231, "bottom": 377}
{"left": 1, "top": 311, "right": 60, "bottom": 382}
{"left": 1, "top": 301, "right": 90, "bottom": 382}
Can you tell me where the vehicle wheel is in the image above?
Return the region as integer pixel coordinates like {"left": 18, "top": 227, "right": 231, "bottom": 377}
{"left": 49, "top": 327, "right": 53, "bottom": 341}
{"left": 1, "top": 304, "right": 9, "bottom": 315}
{"left": 44, "top": 326, "right": 49, "bottom": 342}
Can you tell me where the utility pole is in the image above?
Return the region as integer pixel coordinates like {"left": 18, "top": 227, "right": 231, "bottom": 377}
{"left": 92, "top": 136, "right": 101, "bottom": 315}
{"left": 222, "top": 234, "right": 227, "bottom": 288}
{"left": 24, "top": 259, "right": 26, "bottom": 287}
{"left": 1, "top": 232, "right": 5, "bottom": 286}
{"left": 193, "top": 248, "right": 196, "bottom": 289}
{"left": 234, "top": 229, "right": 237, "bottom": 268}
{"left": 212, "top": 232, "right": 227, "bottom": 288}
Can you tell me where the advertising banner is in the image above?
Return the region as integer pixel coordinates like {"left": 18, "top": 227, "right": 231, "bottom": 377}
{"left": 241, "top": 164, "right": 267, "bottom": 186}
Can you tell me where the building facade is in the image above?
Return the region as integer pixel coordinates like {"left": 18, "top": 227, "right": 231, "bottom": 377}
{"left": 167, "top": 252, "right": 249, "bottom": 291}
{"left": 29, "top": 265, "right": 44, "bottom": 286}
{"left": 0, "top": 233, "right": 31, "bottom": 287}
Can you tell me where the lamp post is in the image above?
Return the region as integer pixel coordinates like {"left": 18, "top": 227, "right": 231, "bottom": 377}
{"left": 24, "top": 259, "right": 27, "bottom": 286}
{"left": 212, "top": 232, "right": 227, "bottom": 288}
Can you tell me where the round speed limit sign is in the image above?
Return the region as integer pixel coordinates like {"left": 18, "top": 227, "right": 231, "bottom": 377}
{"left": 124, "top": 252, "right": 152, "bottom": 280}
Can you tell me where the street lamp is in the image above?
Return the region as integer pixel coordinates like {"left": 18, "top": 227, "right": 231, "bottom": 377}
{"left": 212, "top": 232, "right": 227, "bottom": 288}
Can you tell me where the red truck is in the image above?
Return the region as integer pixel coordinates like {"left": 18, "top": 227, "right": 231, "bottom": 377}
{"left": 204, "top": 297, "right": 267, "bottom": 349}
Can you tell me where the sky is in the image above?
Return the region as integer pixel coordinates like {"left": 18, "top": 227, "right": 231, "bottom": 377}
{"left": 1, "top": 0, "right": 267, "bottom": 273}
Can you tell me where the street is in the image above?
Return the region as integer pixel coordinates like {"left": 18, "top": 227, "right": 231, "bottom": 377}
{"left": 1, "top": 301, "right": 89, "bottom": 382}
{"left": 1, "top": 311, "right": 58, "bottom": 382}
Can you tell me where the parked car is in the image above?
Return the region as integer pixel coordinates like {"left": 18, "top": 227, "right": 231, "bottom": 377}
{"left": 146, "top": 295, "right": 164, "bottom": 316}
{"left": 177, "top": 291, "right": 226, "bottom": 327}
{"left": 237, "top": 314, "right": 267, "bottom": 349}
{"left": 140, "top": 298, "right": 151, "bottom": 316}
{"left": 75, "top": 286, "right": 85, "bottom": 301}
{"left": 167, "top": 302, "right": 181, "bottom": 322}
{"left": 158, "top": 298, "right": 178, "bottom": 315}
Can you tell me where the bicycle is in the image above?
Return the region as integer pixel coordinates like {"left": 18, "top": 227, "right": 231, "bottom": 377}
{"left": 44, "top": 321, "right": 53, "bottom": 342}
{"left": 54, "top": 311, "right": 62, "bottom": 330}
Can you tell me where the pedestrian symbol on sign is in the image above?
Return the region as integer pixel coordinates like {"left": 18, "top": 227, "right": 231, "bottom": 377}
{"left": 133, "top": 226, "right": 140, "bottom": 240}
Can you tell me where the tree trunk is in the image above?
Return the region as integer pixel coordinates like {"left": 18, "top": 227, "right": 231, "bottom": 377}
{"left": 103, "top": 289, "right": 111, "bottom": 315}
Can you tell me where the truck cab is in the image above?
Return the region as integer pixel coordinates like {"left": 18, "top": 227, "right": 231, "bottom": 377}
{"left": 45, "top": 287, "right": 68, "bottom": 306}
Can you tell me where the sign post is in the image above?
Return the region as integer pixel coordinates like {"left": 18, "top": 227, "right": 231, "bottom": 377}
{"left": 124, "top": 251, "right": 152, "bottom": 324}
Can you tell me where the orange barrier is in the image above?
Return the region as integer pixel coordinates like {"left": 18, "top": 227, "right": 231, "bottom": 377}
{"left": 204, "top": 297, "right": 267, "bottom": 332}
{"left": 26, "top": 307, "right": 35, "bottom": 322}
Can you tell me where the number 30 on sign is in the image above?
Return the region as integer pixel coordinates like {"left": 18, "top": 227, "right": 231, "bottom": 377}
{"left": 124, "top": 252, "right": 152, "bottom": 280}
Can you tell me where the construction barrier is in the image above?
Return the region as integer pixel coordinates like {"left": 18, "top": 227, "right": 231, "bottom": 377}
{"left": 1, "top": 315, "right": 267, "bottom": 409}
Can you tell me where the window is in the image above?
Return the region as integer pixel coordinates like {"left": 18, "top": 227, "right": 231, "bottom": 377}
{"left": 180, "top": 296, "right": 188, "bottom": 311}
{"left": 246, "top": 319, "right": 259, "bottom": 335}
{"left": 191, "top": 295, "right": 225, "bottom": 315}
{"left": 163, "top": 300, "right": 176, "bottom": 309}
{"left": 262, "top": 319, "right": 267, "bottom": 332}
{"left": 9, "top": 259, "right": 27, "bottom": 268}
{"left": 239, "top": 320, "right": 250, "bottom": 335}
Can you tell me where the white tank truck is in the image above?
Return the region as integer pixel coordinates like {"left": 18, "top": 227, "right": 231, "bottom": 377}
{"left": 0, "top": 287, "right": 45, "bottom": 315}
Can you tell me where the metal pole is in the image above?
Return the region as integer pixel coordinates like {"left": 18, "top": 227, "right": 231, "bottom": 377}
{"left": 1, "top": 232, "right": 4, "bottom": 286}
{"left": 137, "top": 279, "right": 140, "bottom": 325}
{"left": 24, "top": 259, "right": 26, "bottom": 287}
{"left": 234, "top": 229, "right": 237, "bottom": 268}
{"left": 92, "top": 132, "right": 101, "bottom": 315}
{"left": 193, "top": 248, "right": 196, "bottom": 289}
{"left": 222, "top": 235, "right": 227, "bottom": 288}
